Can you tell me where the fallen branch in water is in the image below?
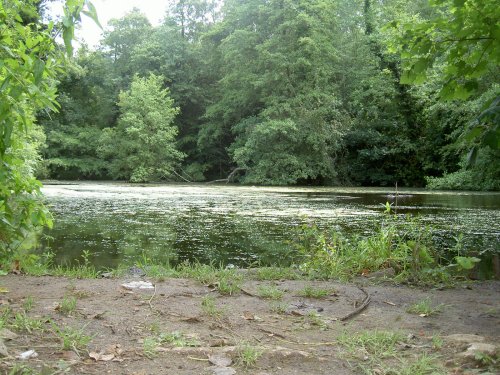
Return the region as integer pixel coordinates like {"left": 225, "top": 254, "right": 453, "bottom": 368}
{"left": 206, "top": 168, "right": 246, "bottom": 184}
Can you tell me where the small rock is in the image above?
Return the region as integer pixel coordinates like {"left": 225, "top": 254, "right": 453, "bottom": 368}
{"left": 462, "top": 343, "right": 497, "bottom": 359}
{"left": 0, "top": 328, "right": 18, "bottom": 341}
{"left": 128, "top": 266, "right": 146, "bottom": 277}
{"left": 211, "top": 367, "right": 236, "bottom": 375}
{"left": 121, "top": 281, "right": 154, "bottom": 290}
{"left": 444, "top": 334, "right": 485, "bottom": 345}
{"left": 209, "top": 354, "right": 232, "bottom": 367}
{"left": 0, "top": 339, "right": 9, "bottom": 357}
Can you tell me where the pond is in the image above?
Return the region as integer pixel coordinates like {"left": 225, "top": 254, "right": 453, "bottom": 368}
{"left": 40, "top": 182, "right": 500, "bottom": 271}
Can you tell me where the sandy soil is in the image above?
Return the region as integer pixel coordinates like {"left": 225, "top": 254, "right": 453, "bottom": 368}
{"left": 0, "top": 275, "right": 498, "bottom": 374}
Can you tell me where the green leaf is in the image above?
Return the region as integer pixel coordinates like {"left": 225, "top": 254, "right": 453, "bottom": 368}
{"left": 33, "top": 59, "right": 45, "bottom": 85}
{"left": 63, "top": 26, "right": 74, "bottom": 56}
{"left": 0, "top": 76, "right": 11, "bottom": 92}
{"left": 82, "top": 1, "right": 102, "bottom": 29}
{"left": 454, "top": 256, "right": 480, "bottom": 270}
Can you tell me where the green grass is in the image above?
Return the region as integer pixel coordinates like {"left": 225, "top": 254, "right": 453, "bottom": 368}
{"left": 58, "top": 295, "right": 77, "bottom": 316}
{"left": 338, "top": 329, "right": 446, "bottom": 375}
{"left": 177, "top": 262, "right": 243, "bottom": 295}
{"left": 406, "top": 298, "right": 443, "bottom": 316}
{"left": 201, "top": 295, "right": 224, "bottom": 318}
{"left": 10, "top": 313, "right": 44, "bottom": 333}
{"left": 269, "top": 301, "right": 288, "bottom": 314}
{"left": 158, "top": 331, "right": 200, "bottom": 347}
{"left": 339, "top": 330, "right": 404, "bottom": 358}
{"left": 51, "top": 264, "right": 100, "bottom": 279}
{"left": 22, "top": 296, "right": 35, "bottom": 312}
{"left": 304, "top": 311, "right": 328, "bottom": 329}
{"left": 236, "top": 342, "right": 263, "bottom": 368}
{"left": 142, "top": 331, "right": 199, "bottom": 358}
{"left": 52, "top": 324, "right": 92, "bottom": 353}
{"left": 143, "top": 336, "right": 160, "bottom": 359}
{"left": 297, "top": 285, "right": 332, "bottom": 298}
{"left": 255, "top": 267, "right": 302, "bottom": 280}
{"left": 256, "top": 284, "right": 285, "bottom": 300}
{"left": 293, "top": 217, "right": 456, "bottom": 285}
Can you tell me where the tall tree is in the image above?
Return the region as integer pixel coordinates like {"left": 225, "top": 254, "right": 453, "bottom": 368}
{"left": 0, "top": 0, "right": 99, "bottom": 258}
{"left": 98, "top": 74, "right": 185, "bottom": 182}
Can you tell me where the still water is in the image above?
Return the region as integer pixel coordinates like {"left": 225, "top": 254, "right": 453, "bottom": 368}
{"left": 40, "top": 182, "right": 500, "bottom": 269}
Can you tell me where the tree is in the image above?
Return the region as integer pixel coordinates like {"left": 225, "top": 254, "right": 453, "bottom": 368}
{"left": 98, "top": 74, "right": 185, "bottom": 182}
{"left": 389, "top": 0, "right": 499, "bottom": 147}
{"left": 389, "top": 0, "right": 499, "bottom": 189}
{"left": 0, "top": 0, "right": 99, "bottom": 258}
{"left": 39, "top": 49, "right": 117, "bottom": 179}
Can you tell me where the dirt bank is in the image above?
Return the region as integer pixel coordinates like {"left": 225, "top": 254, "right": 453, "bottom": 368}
{"left": 0, "top": 275, "right": 498, "bottom": 374}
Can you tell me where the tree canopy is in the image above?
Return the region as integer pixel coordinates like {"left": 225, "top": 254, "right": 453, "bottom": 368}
{"left": 5, "top": 0, "right": 499, "bottom": 196}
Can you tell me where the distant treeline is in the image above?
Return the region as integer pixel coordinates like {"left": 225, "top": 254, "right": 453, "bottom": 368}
{"left": 38, "top": 0, "right": 499, "bottom": 189}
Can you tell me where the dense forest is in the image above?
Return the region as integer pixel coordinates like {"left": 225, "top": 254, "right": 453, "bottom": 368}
{"left": 31, "top": 0, "right": 498, "bottom": 190}
{"left": 2, "top": 0, "right": 499, "bottom": 194}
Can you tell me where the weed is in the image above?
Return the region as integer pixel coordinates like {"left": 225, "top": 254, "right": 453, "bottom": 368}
{"left": 293, "top": 216, "right": 456, "bottom": 285}
{"left": 257, "top": 284, "right": 284, "bottom": 300}
{"left": 158, "top": 331, "right": 199, "bottom": 347}
{"left": 474, "top": 351, "right": 497, "bottom": 367}
{"left": 143, "top": 264, "right": 178, "bottom": 281}
{"left": 52, "top": 324, "right": 92, "bottom": 353}
{"left": 11, "top": 313, "right": 44, "bottom": 333}
{"left": 149, "top": 321, "right": 161, "bottom": 334}
{"left": 217, "top": 272, "right": 243, "bottom": 296}
{"left": 58, "top": 295, "right": 77, "bottom": 316}
{"left": 269, "top": 301, "right": 288, "bottom": 314}
{"left": 8, "top": 364, "right": 35, "bottom": 375}
{"left": 236, "top": 342, "right": 263, "bottom": 368}
{"left": 304, "top": 311, "right": 328, "bottom": 329}
{"left": 52, "top": 264, "right": 99, "bottom": 279}
{"left": 178, "top": 262, "right": 242, "bottom": 295}
{"left": 177, "top": 262, "right": 219, "bottom": 285}
{"left": 22, "top": 296, "right": 35, "bottom": 312}
{"left": 201, "top": 295, "right": 224, "bottom": 318}
{"left": 143, "top": 336, "right": 160, "bottom": 359}
{"left": 255, "top": 267, "right": 301, "bottom": 280}
{"left": 388, "top": 354, "right": 446, "bottom": 375}
{"left": 406, "top": 298, "right": 443, "bottom": 316}
{"left": 431, "top": 335, "right": 443, "bottom": 349}
{"left": 297, "top": 285, "right": 332, "bottom": 298}
{"left": 339, "top": 330, "right": 404, "bottom": 358}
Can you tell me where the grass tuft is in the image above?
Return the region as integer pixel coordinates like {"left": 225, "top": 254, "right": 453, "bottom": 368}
{"left": 297, "top": 285, "right": 332, "bottom": 298}
{"left": 406, "top": 298, "right": 443, "bottom": 316}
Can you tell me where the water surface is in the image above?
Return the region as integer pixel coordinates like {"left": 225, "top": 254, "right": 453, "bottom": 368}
{"left": 40, "top": 182, "right": 500, "bottom": 269}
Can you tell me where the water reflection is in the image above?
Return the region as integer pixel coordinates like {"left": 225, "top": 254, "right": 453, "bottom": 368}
{"left": 40, "top": 183, "right": 500, "bottom": 269}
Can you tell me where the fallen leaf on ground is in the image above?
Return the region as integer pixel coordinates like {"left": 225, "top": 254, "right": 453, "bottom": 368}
{"left": 89, "top": 352, "right": 115, "bottom": 361}
{"left": 242, "top": 311, "right": 255, "bottom": 320}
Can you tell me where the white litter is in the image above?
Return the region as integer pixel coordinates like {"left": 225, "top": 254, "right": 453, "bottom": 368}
{"left": 17, "top": 349, "right": 38, "bottom": 360}
{"left": 121, "top": 281, "right": 154, "bottom": 290}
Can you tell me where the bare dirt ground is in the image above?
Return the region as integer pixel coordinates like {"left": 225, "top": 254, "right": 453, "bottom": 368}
{"left": 0, "top": 275, "right": 498, "bottom": 374}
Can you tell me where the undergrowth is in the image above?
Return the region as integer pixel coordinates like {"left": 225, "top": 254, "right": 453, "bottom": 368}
{"left": 292, "top": 214, "right": 479, "bottom": 285}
